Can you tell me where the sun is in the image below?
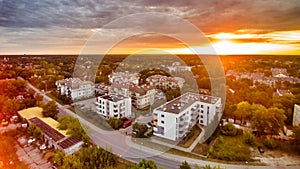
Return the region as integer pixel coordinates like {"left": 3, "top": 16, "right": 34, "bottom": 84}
{"left": 212, "top": 40, "right": 243, "bottom": 55}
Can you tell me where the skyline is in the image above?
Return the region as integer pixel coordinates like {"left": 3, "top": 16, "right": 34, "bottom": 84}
{"left": 1, "top": 0, "right": 300, "bottom": 55}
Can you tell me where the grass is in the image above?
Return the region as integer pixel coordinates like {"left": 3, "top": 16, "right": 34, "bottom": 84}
{"left": 192, "top": 143, "right": 211, "bottom": 156}
{"left": 178, "top": 125, "right": 202, "bottom": 148}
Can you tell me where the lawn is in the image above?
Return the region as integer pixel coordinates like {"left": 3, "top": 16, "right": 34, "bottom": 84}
{"left": 208, "top": 135, "right": 251, "bottom": 161}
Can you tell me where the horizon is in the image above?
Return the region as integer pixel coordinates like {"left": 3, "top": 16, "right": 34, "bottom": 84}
{"left": 1, "top": 1, "right": 300, "bottom": 55}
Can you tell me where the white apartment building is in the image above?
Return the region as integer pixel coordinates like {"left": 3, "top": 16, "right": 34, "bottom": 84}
{"left": 95, "top": 94, "right": 131, "bottom": 119}
{"left": 109, "top": 71, "right": 139, "bottom": 85}
{"left": 153, "top": 92, "right": 222, "bottom": 141}
{"left": 55, "top": 78, "right": 95, "bottom": 100}
{"left": 56, "top": 78, "right": 95, "bottom": 100}
{"left": 146, "top": 75, "right": 185, "bottom": 89}
{"left": 109, "top": 83, "right": 156, "bottom": 109}
{"left": 167, "top": 62, "right": 192, "bottom": 72}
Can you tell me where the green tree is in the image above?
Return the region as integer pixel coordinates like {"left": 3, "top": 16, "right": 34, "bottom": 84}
{"left": 129, "top": 159, "right": 157, "bottom": 169}
{"left": 3, "top": 98, "right": 20, "bottom": 115}
{"left": 244, "top": 131, "right": 255, "bottom": 146}
{"left": 41, "top": 100, "right": 59, "bottom": 119}
{"left": 221, "top": 123, "right": 237, "bottom": 136}
{"left": 292, "top": 125, "right": 300, "bottom": 154}
{"left": 251, "top": 107, "right": 286, "bottom": 136}
{"left": 179, "top": 161, "right": 191, "bottom": 169}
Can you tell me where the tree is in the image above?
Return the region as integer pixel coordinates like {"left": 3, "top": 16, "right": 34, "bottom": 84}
{"left": 244, "top": 131, "right": 255, "bottom": 146}
{"left": 129, "top": 159, "right": 157, "bottom": 169}
{"left": 292, "top": 125, "right": 300, "bottom": 154}
{"left": 179, "top": 161, "right": 191, "bottom": 169}
{"left": 221, "top": 123, "right": 237, "bottom": 136}
{"left": 233, "top": 101, "right": 252, "bottom": 122}
{"left": 41, "top": 100, "right": 59, "bottom": 119}
{"left": 3, "top": 98, "right": 20, "bottom": 115}
{"left": 251, "top": 107, "right": 286, "bottom": 136}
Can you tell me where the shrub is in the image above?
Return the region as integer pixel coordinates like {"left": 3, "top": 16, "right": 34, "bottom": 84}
{"left": 221, "top": 123, "right": 237, "bottom": 136}
{"left": 244, "top": 131, "right": 256, "bottom": 146}
{"left": 263, "top": 137, "right": 278, "bottom": 149}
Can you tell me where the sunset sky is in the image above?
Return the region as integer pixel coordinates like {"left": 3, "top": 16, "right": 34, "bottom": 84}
{"left": 0, "top": 0, "right": 300, "bottom": 55}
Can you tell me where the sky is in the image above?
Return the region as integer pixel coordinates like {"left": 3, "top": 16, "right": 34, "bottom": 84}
{"left": 0, "top": 0, "right": 300, "bottom": 55}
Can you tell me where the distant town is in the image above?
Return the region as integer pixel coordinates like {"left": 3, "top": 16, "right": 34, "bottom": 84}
{"left": 0, "top": 54, "right": 300, "bottom": 169}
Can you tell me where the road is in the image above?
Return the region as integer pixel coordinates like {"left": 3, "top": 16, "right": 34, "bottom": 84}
{"left": 22, "top": 78, "right": 298, "bottom": 169}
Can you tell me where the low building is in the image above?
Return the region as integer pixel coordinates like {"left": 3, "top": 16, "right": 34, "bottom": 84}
{"left": 271, "top": 68, "right": 288, "bottom": 77}
{"left": 153, "top": 92, "right": 222, "bottom": 141}
{"left": 56, "top": 78, "right": 95, "bottom": 100}
{"left": 146, "top": 75, "right": 185, "bottom": 89}
{"left": 293, "top": 104, "right": 300, "bottom": 126}
{"left": 18, "top": 107, "right": 83, "bottom": 155}
{"left": 109, "top": 71, "right": 139, "bottom": 85}
{"left": 275, "top": 89, "right": 293, "bottom": 96}
{"left": 109, "top": 83, "right": 156, "bottom": 110}
{"left": 95, "top": 94, "right": 131, "bottom": 119}
{"left": 167, "top": 62, "right": 192, "bottom": 72}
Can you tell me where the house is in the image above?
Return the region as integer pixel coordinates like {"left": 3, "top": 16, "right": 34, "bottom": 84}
{"left": 167, "top": 62, "right": 192, "bottom": 72}
{"left": 152, "top": 92, "right": 222, "bottom": 141}
{"left": 108, "top": 71, "right": 139, "bottom": 85}
{"left": 18, "top": 107, "right": 83, "bottom": 155}
{"left": 146, "top": 75, "right": 185, "bottom": 89}
{"left": 109, "top": 83, "right": 156, "bottom": 109}
{"left": 95, "top": 94, "right": 131, "bottom": 119}
{"left": 271, "top": 68, "right": 288, "bottom": 77}
{"left": 55, "top": 78, "right": 95, "bottom": 100}
{"left": 293, "top": 104, "right": 300, "bottom": 126}
{"left": 275, "top": 89, "right": 293, "bottom": 96}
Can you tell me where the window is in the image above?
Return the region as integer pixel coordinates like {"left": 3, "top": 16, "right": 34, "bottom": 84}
{"left": 161, "top": 114, "right": 165, "bottom": 118}
{"left": 200, "top": 115, "right": 203, "bottom": 118}
{"left": 200, "top": 120, "right": 203, "bottom": 123}
{"left": 161, "top": 121, "right": 164, "bottom": 124}
{"left": 201, "top": 105, "right": 203, "bottom": 108}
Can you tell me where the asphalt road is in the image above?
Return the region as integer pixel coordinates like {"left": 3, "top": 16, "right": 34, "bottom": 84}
{"left": 22, "top": 78, "right": 299, "bottom": 169}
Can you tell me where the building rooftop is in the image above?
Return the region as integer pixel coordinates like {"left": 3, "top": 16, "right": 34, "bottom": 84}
{"left": 58, "top": 137, "right": 82, "bottom": 149}
{"left": 156, "top": 92, "right": 221, "bottom": 114}
{"left": 111, "top": 82, "right": 155, "bottom": 95}
{"left": 29, "top": 117, "right": 65, "bottom": 142}
{"left": 18, "top": 107, "right": 68, "bottom": 136}
{"left": 56, "top": 78, "right": 94, "bottom": 89}
{"left": 99, "top": 94, "right": 129, "bottom": 102}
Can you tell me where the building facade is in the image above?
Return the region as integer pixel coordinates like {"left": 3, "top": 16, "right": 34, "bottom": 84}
{"left": 109, "top": 71, "right": 139, "bottom": 85}
{"left": 146, "top": 75, "right": 185, "bottom": 89}
{"left": 95, "top": 94, "right": 131, "bottom": 119}
{"left": 56, "top": 78, "right": 95, "bottom": 100}
{"left": 153, "top": 92, "right": 222, "bottom": 141}
{"left": 109, "top": 83, "right": 156, "bottom": 109}
{"left": 293, "top": 104, "right": 300, "bottom": 126}
{"left": 167, "top": 62, "right": 192, "bottom": 72}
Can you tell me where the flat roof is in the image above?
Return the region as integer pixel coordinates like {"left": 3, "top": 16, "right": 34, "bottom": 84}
{"left": 58, "top": 137, "right": 82, "bottom": 149}
{"left": 29, "top": 117, "right": 65, "bottom": 142}
{"left": 18, "top": 107, "right": 68, "bottom": 136}
{"left": 99, "top": 94, "right": 129, "bottom": 102}
{"left": 155, "top": 92, "right": 220, "bottom": 114}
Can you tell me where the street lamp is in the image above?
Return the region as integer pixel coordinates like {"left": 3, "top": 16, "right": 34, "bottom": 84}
{"left": 245, "top": 161, "right": 248, "bottom": 169}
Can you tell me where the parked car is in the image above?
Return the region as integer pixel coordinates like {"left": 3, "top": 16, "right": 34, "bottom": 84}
{"left": 27, "top": 137, "right": 36, "bottom": 144}
{"left": 39, "top": 144, "right": 46, "bottom": 150}
{"left": 1, "top": 120, "right": 9, "bottom": 126}
{"left": 123, "top": 120, "right": 132, "bottom": 128}
{"left": 258, "top": 146, "right": 264, "bottom": 153}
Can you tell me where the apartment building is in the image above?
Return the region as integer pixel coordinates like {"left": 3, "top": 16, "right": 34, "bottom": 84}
{"left": 153, "top": 92, "right": 222, "bottom": 141}
{"left": 95, "top": 94, "right": 131, "bottom": 119}
{"left": 109, "top": 83, "right": 156, "bottom": 109}
{"left": 56, "top": 78, "right": 95, "bottom": 100}
{"left": 109, "top": 71, "right": 139, "bottom": 85}
{"left": 167, "top": 62, "right": 192, "bottom": 73}
{"left": 146, "top": 75, "right": 185, "bottom": 89}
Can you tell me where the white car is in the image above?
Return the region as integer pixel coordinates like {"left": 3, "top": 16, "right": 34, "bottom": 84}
{"left": 39, "top": 144, "right": 46, "bottom": 150}
{"left": 27, "top": 138, "right": 36, "bottom": 144}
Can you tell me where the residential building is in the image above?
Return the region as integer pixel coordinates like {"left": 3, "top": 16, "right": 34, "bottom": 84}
{"left": 153, "top": 92, "right": 222, "bottom": 141}
{"left": 275, "top": 89, "right": 293, "bottom": 96}
{"left": 271, "top": 68, "right": 288, "bottom": 77}
{"left": 55, "top": 78, "right": 95, "bottom": 100}
{"left": 293, "top": 104, "right": 300, "bottom": 126}
{"left": 109, "top": 71, "right": 139, "bottom": 85}
{"left": 18, "top": 107, "right": 83, "bottom": 155}
{"left": 146, "top": 75, "right": 185, "bottom": 89}
{"left": 109, "top": 83, "right": 156, "bottom": 109}
{"left": 167, "top": 62, "right": 192, "bottom": 72}
{"left": 95, "top": 94, "right": 131, "bottom": 119}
